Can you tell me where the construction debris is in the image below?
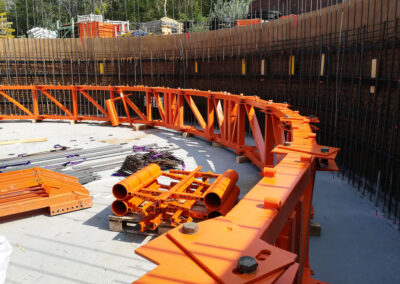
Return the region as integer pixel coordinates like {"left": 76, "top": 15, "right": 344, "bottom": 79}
{"left": 0, "top": 145, "right": 129, "bottom": 183}
{"left": 140, "top": 17, "right": 183, "bottom": 35}
{"left": 0, "top": 144, "right": 180, "bottom": 185}
{"left": 111, "top": 164, "right": 240, "bottom": 233}
{"left": 0, "top": 167, "right": 92, "bottom": 218}
{"left": 77, "top": 14, "right": 104, "bottom": 23}
{"left": 116, "top": 145, "right": 183, "bottom": 176}
{"left": 27, "top": 27, "right": 57, "bottom": 39}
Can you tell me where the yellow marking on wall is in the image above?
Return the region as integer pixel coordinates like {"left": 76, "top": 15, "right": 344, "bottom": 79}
{"left": 261, "top": 59, "right": 265, "bottom": 75}
{"left": 99, "top": 63, "right": 104, "bottom": 74}
{"left": 371, "top": 58, "right": 377, "bottom": 79}
{"left": 241, "top": 59, "right": 246, "bottom": 75}
{"left": 320, "top": 53, "right": 326, "bottom": 76}
{"left": 289, "top": 55, "right": 295, "bottom": 75}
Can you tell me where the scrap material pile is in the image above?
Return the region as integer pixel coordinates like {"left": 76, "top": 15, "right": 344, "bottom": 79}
{"left": 0, "top": 168, "right": 92, "bottom": 218}
{"left": 116, "top": 145, "right": 184, "bottom": 176}
{"left": 0, "top": 143, "right": 181, "bottom": 185}
{"left": 111, "top": 164, "right": 240, "bottom": 232}
{"left": 0, "top": 145, "right": 133, "bottom": 184}
{"left": 140, "top": 17, "right": 183, "bottom": 35}
{"left": 27, "top": 27, "right": 57, "bottom": 38}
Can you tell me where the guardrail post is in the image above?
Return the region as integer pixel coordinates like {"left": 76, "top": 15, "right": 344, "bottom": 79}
{"left": 72, "top": 88, "right": 78, "bottom": 122}
{"left": 32, "top": 88, "right": 39, "bottom": 120}
{"left": 146, "top": 90, "right": 152, "bottom": 121}
{"left": 207, "top": 95, "right": 214, "bottom": 139}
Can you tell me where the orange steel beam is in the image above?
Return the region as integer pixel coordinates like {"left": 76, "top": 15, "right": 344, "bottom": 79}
{"left": 0, "top": 85, "right": 339, "bottom": 283}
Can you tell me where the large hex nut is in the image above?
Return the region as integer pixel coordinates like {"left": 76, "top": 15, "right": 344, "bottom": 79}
{"left": 237, "top": 256, "right": 258, "bottom": 274}
{"left": 321, "top": 147, "right": 330, "bottom": 153}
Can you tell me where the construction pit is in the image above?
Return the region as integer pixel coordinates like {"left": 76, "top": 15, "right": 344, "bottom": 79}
{"left": 0, "top": 121, "right": 399, "bottom": 284}
{"left": 0, "top": 1, "right": 400, "bottom": 283}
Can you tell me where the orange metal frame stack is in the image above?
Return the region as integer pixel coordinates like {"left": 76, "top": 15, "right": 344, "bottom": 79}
{"left": 79, "top": 22, "right": 118, "bottom": 38}
{"left": 0, "top": 167, "right": 92, "bottom": 218}
{"left": 0, "top": 85, "right": 339, "bottom": 283}
{"left": 111, "top": 164, "right": 240, "bottom": 232}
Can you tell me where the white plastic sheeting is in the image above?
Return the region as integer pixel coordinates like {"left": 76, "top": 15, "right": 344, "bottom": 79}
{"left": 0, "top": 235, "right": 12, "bottom": 284}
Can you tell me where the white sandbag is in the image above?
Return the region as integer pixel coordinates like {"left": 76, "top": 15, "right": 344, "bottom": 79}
{"left": 0, "top": 235, "right": 12, "bottom": 284}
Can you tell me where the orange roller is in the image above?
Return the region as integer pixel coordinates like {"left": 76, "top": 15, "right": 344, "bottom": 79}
{"left": 204, "top": 169, "right": 238, "bottom": 210}
{"left": 112, "top": 163, "right": 162, "bottom": 200}
{"left": 105, "top": 99, "right": 119, "bottom": 126}
{"left": 264, "top": 195, "right": 282, "bottom": 210}
{"left": 207, "top": 185, "right": 240, "bottom": 218}
{"left": 111, "top": 196, "right": 144, "bottom": 216}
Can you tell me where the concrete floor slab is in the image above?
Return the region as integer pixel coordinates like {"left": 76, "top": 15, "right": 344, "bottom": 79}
{"left": 0, "top": 121, "right": 399, "bottom": 284}
{"left": 0, "top": 121, "right": 260, "bottom": 284}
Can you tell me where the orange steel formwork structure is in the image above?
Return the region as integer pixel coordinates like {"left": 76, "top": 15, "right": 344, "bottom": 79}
{"left": 0, "top": 85, "right": 339, "bottom": 283}
{"left": 0, "top": 167, "right": 92, "bottom": 218}
{"left": 111, "top": 164, "right": 240, "bottom": 232}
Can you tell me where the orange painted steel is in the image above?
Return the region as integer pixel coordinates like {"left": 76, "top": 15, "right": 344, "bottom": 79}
{"left": 0, "top": 85, "right": 339, "bottom": 283}
{"left": 0, "top": 167, "right": 92, "bottom": 218}
{"left": 111, "top": 164, "right": 240, "bottom": 232}
{"left": 112, "top": 163, "right": 163, "bottom": 200}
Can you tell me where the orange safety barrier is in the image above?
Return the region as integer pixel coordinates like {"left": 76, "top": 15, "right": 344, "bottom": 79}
{"left": 79, "top": 22, "right": 118, "bottom": 38}
{"left": 111, "top": 164, "right": 240, "bottom": 232}
{"left": 235, "top": 19, "right": 261, "bottom": 26}
{"left": 0, "top": 167, "right": 92, "bottom": 218}
{"left": 0, "top": 85, "right": 339, "bottom": 283}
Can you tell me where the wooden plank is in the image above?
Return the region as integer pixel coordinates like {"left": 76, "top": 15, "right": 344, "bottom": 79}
{"left": 0, "top": 137, "right": 47, "bottom": 145}
{"left": 108, "top": 214, "right": 173, "bottom": 236}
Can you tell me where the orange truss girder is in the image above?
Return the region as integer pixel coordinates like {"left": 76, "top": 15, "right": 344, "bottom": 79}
{"left": 0, "top": 85, "right": 339, "bottom": 283}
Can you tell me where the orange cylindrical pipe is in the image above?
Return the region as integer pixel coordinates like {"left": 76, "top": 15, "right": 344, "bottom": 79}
{"left": 112, "top": 163, "right": 162, "bottom": 200}
{"left": 105, "top": 99, "right": 119, "bottom": 126}
{"left": 207, "top": 185, "right": 240, "bottom": 218}
{"left": 204, "top": 169, "right": 238, "bottom": 210}
{"left": 112, "top": 196, "right": 144, "bottom": 216}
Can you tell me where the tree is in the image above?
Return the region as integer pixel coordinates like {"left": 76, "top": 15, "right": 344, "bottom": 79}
{"left": 4, "top": 0, "right": 217, "bottom": 36}
{"left": 208, "top": 0, "right": 251, "bottom": 22}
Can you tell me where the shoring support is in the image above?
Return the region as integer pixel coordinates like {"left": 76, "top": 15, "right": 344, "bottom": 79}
{"left": 0, "top": 85, "right": 339, "bottom": 283}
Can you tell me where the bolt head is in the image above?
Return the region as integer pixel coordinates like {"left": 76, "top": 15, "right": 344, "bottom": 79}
{"left": 237, "top": 256, "right": 258, "bottom": 274}
{"left": 284, "top": 115, "right": 290, "bottom": 118}
{"left": 283, "top": 142, "right": 291, "bottom": 146}
{"left": 182, "top": 222, "right": 198, "bottom": 234}
{"left": 321, "top": 147, "right": 330, "bottom": 153}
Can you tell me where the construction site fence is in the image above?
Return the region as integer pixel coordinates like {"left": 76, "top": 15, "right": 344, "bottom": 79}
{"left": 0, "top": 0, "right": 399, "bottom": 226}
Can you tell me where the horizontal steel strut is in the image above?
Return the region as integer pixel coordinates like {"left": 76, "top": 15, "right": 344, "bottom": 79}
{"left": 0, "top": 85, "right": 339, "bottom": 283}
